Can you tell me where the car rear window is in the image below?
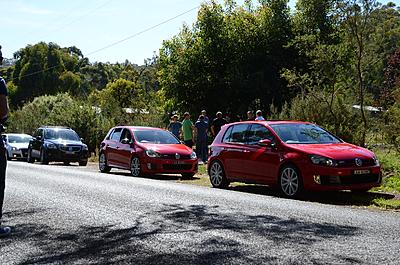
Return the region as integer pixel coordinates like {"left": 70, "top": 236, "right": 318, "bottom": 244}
{"left": 222, "top": 124, "right": 249, "bottom": 143}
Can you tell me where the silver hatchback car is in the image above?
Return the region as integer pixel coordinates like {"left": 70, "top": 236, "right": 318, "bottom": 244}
{"left": 2, "top": 133, "right": 33, "bottom": 160}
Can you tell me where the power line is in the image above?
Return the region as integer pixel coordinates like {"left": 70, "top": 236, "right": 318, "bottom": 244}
{"left": 11, "top": 4, "right": 201, "bottom": 82}
{"left": 86, "top": 5, "right": 200, "bottom": 56}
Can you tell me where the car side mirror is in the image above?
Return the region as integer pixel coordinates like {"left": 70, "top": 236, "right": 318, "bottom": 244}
{"left": 80, "top": 138, "right": 84, "bottom": 142}
{"left": 36, "top": 135, "right": 42, "bottom": 141}
{"left": 258, "top": 139, "right": 273, "bottom": 147}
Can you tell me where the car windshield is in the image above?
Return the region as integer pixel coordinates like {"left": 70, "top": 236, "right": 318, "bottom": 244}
{"left": 44, "top": 129, "right": 80, "bottom": 141}
{"left": 270, "top": 123, "right": 341, "bottom": 144}
{"left": 134, "top": 130, "right": 180, "bottom": 144}
{"left": 7, "top": 135, "right": 31, "bottom": 143}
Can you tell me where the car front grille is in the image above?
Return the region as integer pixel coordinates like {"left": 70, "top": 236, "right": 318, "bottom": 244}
{"left": 320, "top": 174, "right": 380, "bottom": 185}
{"left": 160, "top": 154, "right": 191, "bottom": 160}
{"left": 59, "top": 145, "right": 81, "bottom": 152}
{"left": 336, "top": 159, "right": 375, "bottom": 167}
{"left": 163, "top": 164, "right": 193, "bottom": 170}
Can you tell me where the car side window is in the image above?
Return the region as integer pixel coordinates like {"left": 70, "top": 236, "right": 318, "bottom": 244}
{"left": 110, "top": 128, "right": 122, "bottom": 141}
{"left": 120, "top": 129, "right": 132, "bottom": 143}
{"left": 247, "top": 124, "right": 274, "bottom": 145}
{"left": 222, "top": 126, "right": 233, "bottom": 143}
{"left": 226, "top": 124, "right": 249, "bottom": 143}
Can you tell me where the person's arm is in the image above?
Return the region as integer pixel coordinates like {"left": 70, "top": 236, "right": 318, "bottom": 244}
{"left": 0, "top": 94, "right": 8, "bottom": 122}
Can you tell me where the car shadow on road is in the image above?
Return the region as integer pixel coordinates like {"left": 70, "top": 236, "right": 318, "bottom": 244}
{"left": 1, "top": 205, "right": 362, "bottom": 265}
{"left": 228, "top": 184, "right": 395, "bottom": 207}
{"left": 106, "top": 170, "right": 200, "bottom": 181}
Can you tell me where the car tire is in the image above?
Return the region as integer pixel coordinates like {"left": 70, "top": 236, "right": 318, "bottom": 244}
{"left": 40, "top": 149, "right": 49, "bottom": 165}
{"left": 279, "top": 164, "right": 303, "bottom": 198}
{"left": 130, "top": 157, "right": 141, "bottom": 177}
{"left": 181, "top": 173, "right": 195, "bottom": 179}
{"left": 27, "top": 148, "right": 35, "bottom": 163}
{"left": 79, "top": 160, "right": 88, "bottom": 167}
{"left": 99, "top": 152, "right": 111, "bottom": 173}
{"left": 209, "top": 160, "right": 229, "bottom": 188}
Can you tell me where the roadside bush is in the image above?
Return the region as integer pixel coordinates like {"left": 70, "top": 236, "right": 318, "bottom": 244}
{"left": 278, "top": 91, "right": 364, "bottom": 144}
{"left": 8, "top": 93, "right": 101, "bottom": 152}
{"left": 383, "top": 102, "right": 400, "bottom": 153}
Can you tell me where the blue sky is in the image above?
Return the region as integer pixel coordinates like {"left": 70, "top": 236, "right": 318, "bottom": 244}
{"left": 1, "top": 0, "right": 399, "bottom": 65}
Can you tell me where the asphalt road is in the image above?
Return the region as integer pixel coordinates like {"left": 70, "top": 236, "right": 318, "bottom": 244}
{"left": 0, "top": 161, "right": 399, "bottom": 265}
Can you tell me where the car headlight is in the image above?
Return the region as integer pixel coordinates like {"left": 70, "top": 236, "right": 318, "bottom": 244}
{"left": 46, "top": 143, "right": 58, "bottom": 149}
{"left": 82, "top": 145, "right": 88, "bottom": 151}
{"left": 12, "top": 147, "right": 18, "bottom": 151}
{"left": 146, "top": 149, "right": 161, "bottom": 158}
{"left": 310, "top": 154, "right": 336, "bottom": 167}
{"left": 373, "top": 155, "right": 380, "bottom": 166}
{"left": 190, "top": 151, "right": 197, "bottom": 159}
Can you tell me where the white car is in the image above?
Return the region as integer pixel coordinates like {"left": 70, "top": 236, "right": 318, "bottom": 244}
{"left": 2, "top": 133, "right": 33, "bottom": 160}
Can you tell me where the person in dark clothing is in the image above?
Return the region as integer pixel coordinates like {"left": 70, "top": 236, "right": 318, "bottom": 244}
{"left": 247, "top": 111, "right": 255, "bottom": 121}
{"left": 195, "top": 115, "right": 208, "bottom": 164}
{"left": 0, "top": 45, "right": 11, "bottom": 237}
{"left": 211, "top": 111, "right": 227, "bottom": 137}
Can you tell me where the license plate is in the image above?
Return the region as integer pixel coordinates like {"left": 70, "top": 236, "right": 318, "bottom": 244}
{"left": 354, "top": 169, "right": 370, "bottom": 175}
{"left": 174, "top": 161, "right": 185, "bottom": 165}
{"left": 66, "top": 151, "right": 74, "bottom": 155}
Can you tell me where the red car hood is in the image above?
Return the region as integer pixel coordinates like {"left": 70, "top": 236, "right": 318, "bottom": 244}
{"left": 287, "top": 142, "right": 375, "bottom": 160}
{"left": 138, "top": 143, "right": 193, "bottom": 155}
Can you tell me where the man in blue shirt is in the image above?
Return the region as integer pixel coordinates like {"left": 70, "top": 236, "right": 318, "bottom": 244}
{"left": 0, "top": 45, "right": 11, "bottom": 237}
{"left": 195, "top": 115, "right": 208, "bottom": 164}
{"left": 167, "top": 115, "right": 182, "bottom": 139}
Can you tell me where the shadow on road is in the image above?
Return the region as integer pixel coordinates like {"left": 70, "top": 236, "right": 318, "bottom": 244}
{"left": 1, "top": 205, "right": 361, "bottom": 265}
{"left": 105, "top": 170, "right": 199, "bottom": 181}
{"left": 229, "top": 184, "right": 395, "bottom": 207}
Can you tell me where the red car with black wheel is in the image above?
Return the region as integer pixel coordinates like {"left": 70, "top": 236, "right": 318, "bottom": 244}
{"left": 208, "top": 121, "right": 381, "bottom": 198}
{"left": 99, "top": 126, "right": 198, "bottom": 178}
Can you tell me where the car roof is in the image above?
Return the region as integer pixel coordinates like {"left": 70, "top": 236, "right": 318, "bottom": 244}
{"left": 113, "top": 126, "right": 164, "bottom": 131}
{"left": 3, "top": 133, "right": 32, "bottom": 136}
{"left": 224, "top": 120, "right": 313, "bottom": 126}
{"left": 40, "top": 126, "right": 72, "bottom": 130}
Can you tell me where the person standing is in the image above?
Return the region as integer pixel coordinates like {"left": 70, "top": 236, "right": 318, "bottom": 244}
{"left": 182, "top": 112, "right": 195, "bottom": 148}
{"left": 211, "top": 111, "right": 227, "bottom": 137}
{"left": 255, "top": 110, "right": 265, "bottom": 121}
{"left": 0, "top": 45, "right": 11, "bottom": 237}
{"left": 167, "top": 114, "right": 182, "bottom": 139}
{"left": 201, "top": 110, "right": 209, "bottom": 123}
{"left": 195, "top": 115, "right": 208, "bottom": 164}
{"left": 247, "top": 111, "right": 255, "bottom": 121}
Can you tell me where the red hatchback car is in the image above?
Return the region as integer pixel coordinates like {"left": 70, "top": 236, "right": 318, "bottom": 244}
{"left": 99, "top": 126, "right": 198, "bottom": 178}
{"left": 208, "top": 121, "right": 382, "bottom": 197}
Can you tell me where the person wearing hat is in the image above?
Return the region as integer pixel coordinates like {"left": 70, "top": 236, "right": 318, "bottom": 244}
{"left": 255, "top": 110, "right": 265, "bottom": 121}
{"left": 211, "top": 111, "right": 227, "bottom": 137}
{"left": 0, "top": 45, "right": 11, "bottom": 237}
{"left": 246, "top": 110, "right": 255, "bottom": 121}
{"left": 167, "top": 114, "right": 182, "bottom": 139}
{"left": 200, "top": 110, "right": 209, "bottom": 123}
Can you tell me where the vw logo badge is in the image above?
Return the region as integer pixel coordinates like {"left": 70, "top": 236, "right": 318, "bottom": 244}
{"left": 175, "top": 153, "right": 180, "bottom": 160}
{"left": 355, "top": 158, "right": 362, "bottom": 167}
